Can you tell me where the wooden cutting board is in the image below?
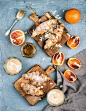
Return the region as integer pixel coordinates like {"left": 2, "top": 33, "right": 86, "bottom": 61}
{"left": 28, "top": 12, "right": 70, "bottom": 57}
{"left": 14, "top": 65, "right": 56, "bottom": 106}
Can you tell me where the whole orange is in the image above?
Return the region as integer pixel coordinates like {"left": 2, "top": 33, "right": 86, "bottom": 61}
{"left": 65, "top": 9, "right": 81, "bottom": 24}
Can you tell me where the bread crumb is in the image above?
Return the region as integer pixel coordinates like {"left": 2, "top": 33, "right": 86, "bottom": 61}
{"left": 55, "top": 15, "right": 59, "bottom": 18}
{"left": 55, "top": 15, "right": 62, "bottom": 19}
{"left": 57, "top": 17, "right": 62, "bottom": 19}
{"left": 41, "top": 86, "right": 43, "bottom": 88}
{"left": 50, "top": 83, "right": 53, "bottom": 85}
{"left": 63, "top": 10, "right": 65, "bottom": 12}
{"left": 53, "top": 10, "right": 57, "bottom": 14}
{"left": 42, "top": 58, "right": 45, "bottom": 61}
{"left": 49, "top": 63, "right": 53, "bottom": 65}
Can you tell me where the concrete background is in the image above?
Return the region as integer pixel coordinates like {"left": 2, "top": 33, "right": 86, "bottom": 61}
{"left": 0, "top": 0, "right": 86, "bottom": 111}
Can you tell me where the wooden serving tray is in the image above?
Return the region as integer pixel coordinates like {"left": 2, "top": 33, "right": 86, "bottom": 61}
{"left": 28, "top": 12, "right": 70, "bottom": 57}
{"left": 14, "top": 65, "right": 56, "bottom": 106}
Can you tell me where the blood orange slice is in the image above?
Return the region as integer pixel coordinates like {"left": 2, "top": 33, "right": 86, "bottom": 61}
{"left": 67, "top": 57, "right": 81, "bottom": 70}
{"left": 67, "top": 35, "right": 80, "bottom": 49}
{"left": 64, "top": 69, "right": 77, "bottom": 82}
{"left": 52, "top": 52, "right": 65, "bottom": 66}
{"left": 10, "top": 29, "right": 25, "bottom": 46}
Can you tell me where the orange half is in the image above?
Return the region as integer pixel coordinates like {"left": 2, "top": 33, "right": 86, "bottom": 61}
{"left": 64, "top": 69, "right": 77, "bottom": 82}
{"left": 67, "top": 35, "right": 80, "bottom": 49}
{"left": 52, "top": 52, "right": 65, "bottom": 66}
{"left": 10, "top": 29, "right": 25, "bottom": 46}
{"left": 67, "top": 57, "right": 81, "bottom": 70}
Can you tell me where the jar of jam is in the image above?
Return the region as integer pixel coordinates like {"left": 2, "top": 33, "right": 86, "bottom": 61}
{"left": 20, "top": 42, "right": 37, "bottom": 58}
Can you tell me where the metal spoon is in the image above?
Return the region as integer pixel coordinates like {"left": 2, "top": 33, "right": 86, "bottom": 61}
{"left": 5, "top": 10, "right": 24, "bottom": 37}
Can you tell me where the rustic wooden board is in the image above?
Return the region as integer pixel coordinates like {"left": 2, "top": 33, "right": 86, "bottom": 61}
{"left": 28, "top": 12, "right": 70, "bottom": 57}
{"left": 29, "top": 13, "right": 39, "bottom": 22}
{"left": 14, "top": 65, "right": 56, "bottom": 106}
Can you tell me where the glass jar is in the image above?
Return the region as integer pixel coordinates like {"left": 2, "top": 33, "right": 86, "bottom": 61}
{"left": 20, "top": 42, "right": 37, "bottom": 58}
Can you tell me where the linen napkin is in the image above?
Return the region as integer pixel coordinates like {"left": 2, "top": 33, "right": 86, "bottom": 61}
{"left": 44, "top": 49, "right": 86, "bottom": 111}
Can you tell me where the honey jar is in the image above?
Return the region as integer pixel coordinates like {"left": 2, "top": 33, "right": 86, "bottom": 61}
{"left": 20, "top": 42, "right": 37, "bottom": 58}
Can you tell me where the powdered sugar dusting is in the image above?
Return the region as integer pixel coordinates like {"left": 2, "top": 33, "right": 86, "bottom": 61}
{"left": 41, "top": 86, "right": 43, "bottom": 88}
{"left": 39, "top": 36, "right": 43, "bottom": 41}
{"left": 45, "top": 33, "right": 50, "bottom": 40}
{"left": 56, "top": 35, "right": 59, "bottom": 39}
{"left": 38, "top": 87, "right": 40, "bottom": 89}
{"left": 50, "top": 83, "right": 53, "bottom": 85}
{"left": 55, "top": 44, "right": 62, "bottom": 48}
{"left": 49, "top": 27, "right": 53, "bottom": 33}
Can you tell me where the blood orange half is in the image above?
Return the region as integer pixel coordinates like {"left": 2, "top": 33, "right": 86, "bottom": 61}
{"left": 10, "top": 29, "right": 25, "bottom": 46}
{"left": 52, "top": 52, "right": 65, "bottom": 66}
